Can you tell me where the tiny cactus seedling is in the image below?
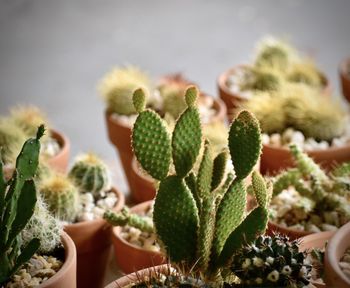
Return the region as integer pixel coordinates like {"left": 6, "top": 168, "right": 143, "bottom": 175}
{"left": 68, "top": 152, "right": 112, "bottom": 198}
{"left": 39, "top": 174, "right": 80, "bottom": 223}
{"left": 0, "top": 126, "right": 45, "bottom": 285}
{"left": 230, "top": 235, "right": 312, "bottom": 287}
{"left": 131, "top": 86, "right": 271, "bottom": 280}
{"left": 99, "top": 66, "right": 152, "bottom": 115}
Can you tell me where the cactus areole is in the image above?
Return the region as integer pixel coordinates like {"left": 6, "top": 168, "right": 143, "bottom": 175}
{"left": 131, "top": 86, "right": 271, "bottom": 280}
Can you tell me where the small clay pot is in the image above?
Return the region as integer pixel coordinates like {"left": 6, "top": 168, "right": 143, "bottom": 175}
{"left": 339, "top": 58, "right": 350, "bottom": 103}
{"left": 267, "top": 221, "right": 312, "bottom": 241}
{"left": 324, "top": 222, "right": 350, "bottom": 288}
{"left": 299, "top": 231, "right": 335, "bottom": 288}
{"left": 111, "top": 200, "right": 165, "bottom": 274}
{"left": 218, "top": 66, "right": 331, "bottom": 121}
{"left": 47, "top": 129, "right": 70, "bottom": 173}
{"left": 105, "top": 265, "right": 170, "bottom": 288}
{"left": 40, "top": 231, "right": 77, "bottom": 288}
{"left": 261, "top": 143, "right": 350, "bottom": 175}
{"left": 64, "top": 187, "right": 125, "bottom": 288}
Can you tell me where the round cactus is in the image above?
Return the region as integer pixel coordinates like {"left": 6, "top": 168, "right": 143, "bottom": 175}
{"left": 159, "top": 82, "right": 187, "bottom": 119}
{"left": 39, "top": 174, "right": 80, "bottom": 222}
{"left": 240, "top": 67, "right": 281, "bottom": 92}
{"left": 287, "top": 61, "right": 325, "bottom": 88}
{"left": 231, "top": 234, "right": 312, "bottom": 287}
{"left": 98, "top": 66, "right": 152, "bottom": 115}
{"left": 68, "top": 153, "right": 112, "bottom": 198}
{"left": 0, "top": 119, "right": 28, "bottom": 165}
{"left": 21, "top": 196, "right": 62, "bottom": 254}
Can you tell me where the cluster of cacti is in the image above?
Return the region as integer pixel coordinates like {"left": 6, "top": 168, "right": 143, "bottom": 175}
{"left": 229, "top": 235, "right": 312, "bottom": 287}
{"left": 286, "top": 61, "right": 326, "bottom": 88}
{"left": 0, "top": 126, "right": 60, "bottom": 285}
{"left": 128, "top": 86, "right": 271, "bottom": 281}
{"left": 242, "top": 83, "right": 347, "bottom": 141}
{"left": 68, "top": 152, "right": 112, "bottom": 198}
{"left": 239, "top": 67, "right": 281, "bottom": 92}
{"left": 39, "top": 174, "right": 80, "bottom": 222}
{"left": 99, "top": 66, "right": 152, "bottom": 115}
{"left": 272, "top": 144, "right": 350, "bottom": 228}
{"left": 104, "top": 207, "right": 154, "bottom": 233}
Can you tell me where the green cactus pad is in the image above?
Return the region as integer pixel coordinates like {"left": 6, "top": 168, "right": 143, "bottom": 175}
{"left": 217, "top": 206, "right": 269, "bottom": 267}
{"left": 133, "top": 88, "right": 146, "bottom": 113}
{"left": 252, "top": 171, "right": 269, "bottom": 208}
{"left": 185, "top": 172, "right": 201, "bottom": 212}
{"left": 153, "top": 175, "right": 199, "bottom": 263}
{"left": 212, "top": 179, "right": 246, "bottom": 261}
{"left": 184, "top": 86, "right": 198, "bottom": 107}
{"left": 132, "top": 110, "right": 172, "bottom": 181}
{"left": 172, "top": 106, "right": 202, "bottom": 177}
{"left": 197, "top": 141, "right": 213, "bottom": 199}
{"left": 229, "top": 111, "right": 261, "bottom": 180}
{"left": 211, "top": 150, "right": 228, "bottom": 191}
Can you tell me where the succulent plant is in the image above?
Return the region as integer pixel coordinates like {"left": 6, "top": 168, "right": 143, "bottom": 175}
{"left": 272, "top": 144, "right": 350, "bottom": 228}
{"left": 68, "top": 152, "right": 112, "bottom": 198}
{"left": 99, "top": 66, "right": 152, "bottom": 115}
{"left": 0, "top": 119, "right": 28, "bottom": 165}
{"left": 104, "top": 207, "right": 154, "bottom": 233}
{"left": 9, "top": 105, "right": 51, "bottom": 139}
{"left": 287, "top": 61, "right": 325, "bottom": 88}
{"left": 39, "top": 174, "right": 80, "bottom": 222}
{"left": 159, "top": 83, "right": 187, "bottom": 119}
{"left": 230, "top": 235, "right": 312, "bottom": 287}
{"left": 130, "top": 86, "right": 271, "bottom": 280}
{"left": 0, "top": 126, "right": 44, "bottom": 284}
{"left": 239, "top": 67, "right": 281, "bottom": 92}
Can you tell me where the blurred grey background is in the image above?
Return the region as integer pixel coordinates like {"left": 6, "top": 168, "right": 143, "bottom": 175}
{"left": 1, "top": 0, "right": 350, "bottom": 194}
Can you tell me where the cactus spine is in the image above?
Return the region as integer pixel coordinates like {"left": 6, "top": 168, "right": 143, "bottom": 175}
{"left": 68, "top": 153, "right": 112, "bottom": 198}
{"left": 0, "top": 126, "right": 44, "bottom": 285}
{"left": 39, "top": 174, "right": 80, "bottom": 222}
{"left": 131, "top": 86, "right": 271, "bottom": 279}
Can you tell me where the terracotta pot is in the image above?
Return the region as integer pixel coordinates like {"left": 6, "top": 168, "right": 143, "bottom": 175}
{"left": 64, "top": 187, "right": 125, "bottom": 288}
{"left": 299, "top": 231, "right": 335, "bottom": 288}
{"left": 105, "top": 265, "right": 170, "bottom": 288}
{"left": 46, "top": 129, "right": 70, "bottom": 173}
{"left": 267, "top": 221, "right": 313, "bottom": 241}
{"left": 40, "top": 231, "right": 77, "bottom": 288}
{"left": 340, "top": 58, "right": 350, "bottom": 103}
{"left": 111, "top": 200, "right": 165, "bottom": 274}
{"left": 261, "top": 143, "right": 350, "bottom": 175}
{"left": 324, "top": 222, "right": 350, "bottom": 288}
{"left": 218, "top": 66, "right": 331, "bottom": 121}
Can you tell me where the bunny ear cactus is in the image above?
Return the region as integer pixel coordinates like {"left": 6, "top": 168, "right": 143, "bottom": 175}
{"left": 0, "top": 126, "right": 44, "bottom": 285}
{"left": 132, "top": 86, "right": 270, "bottom": 280}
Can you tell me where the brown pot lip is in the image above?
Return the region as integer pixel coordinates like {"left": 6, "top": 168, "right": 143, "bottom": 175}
{"left": 299, "top": 230, "right": 335, "bottom": 249}
{"left": 131, "top": 157, "right": 154, "bottom": 184}
{"left": 339, "top": 57, "right": 350, "bottom": 80}
{"left": 268, "top": 220, "right": 312, "bottom": 238}
{"left": 111, "top": 200, "right": 161, "bottom": 255}
{"left": 39, "top": 231, "right": 76, "bottom": 288}
{"left": 50, "top": 129, "right": 70, "bottom": 159}
{"left": 325, "top": 222, "right": 350, "bottom": 285}
{"left": 64, "top": 186, "right": 125, "bottom": 230}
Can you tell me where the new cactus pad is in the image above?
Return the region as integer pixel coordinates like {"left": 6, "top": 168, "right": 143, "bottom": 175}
{"left": 130, "top": 85, "right": 271, "bottom": 280}
{"left": 68, "top": 152, "right": 112, "bottom": 198}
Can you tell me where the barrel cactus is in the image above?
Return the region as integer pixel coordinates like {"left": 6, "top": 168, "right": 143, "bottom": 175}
{"left": 130, "top": 86, "right": 271, "bottom": 280}
{"left": 230, "top": 235, "right": 312, "bottom": 287}
{"left": 68, "top": 152, "right": 112, "bottom": 198}
{"left": 39, "top": 174, "right": 80, "bottom": 222}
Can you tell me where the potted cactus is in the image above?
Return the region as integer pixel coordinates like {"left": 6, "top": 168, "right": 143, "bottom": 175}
{"left": 241, "top": 82, "right": 350, "bottom": 174}
{"left": 340, "top": 57, "right": 350, "bottom": 103}
{"left": 99, "top": 67, "right": 226, "bottom": 202}
{"left": 268, "top": 144, "right": 350, "bottom": 239}
{"left": 0, "top": 126, "right": 76, "bottom": 288}
{"left": 0, "top": 105, "right": 70, "bottom": 175}
{"left": 103, "top": 200, "right": 165, "bottom": 274}
{"left": 37, "top": 153, "right": 125, "bottom": 288}
{"left": 105, "top": 86, "right": 320, "bottom": 287}
{"left": 218, "top": 36, "right": 330, "bottom": 115}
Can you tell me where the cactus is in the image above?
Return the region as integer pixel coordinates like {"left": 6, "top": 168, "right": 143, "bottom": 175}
{"left": 9, "top": 105, "right": 51, "bottom": 140}
{"left": 287, "top": 61, "right": 325, "bottom": 88}
{"left": 230, "top": 235, "right": 312, "bottom": 287}
{"left": 39, "top": 174, "right": 80, "bottom": 222}
{"left": 0, "top": 126, "right": 45, "bottom": 285}
{"left": 98, "top": 66, "right": 152, "bottom": 115}
{"left": 68, "top": 152, "right": 112, "bottom": 198}
{"left": 159, "top": 82, "right": 187, "bottom": 119}
{"left": 0, "top": 119, "right": 28, "bottom": 165}
{"left": 239, "top": 67, "right": 281, "bottom": 92}
{"left": 131, "top": 86, "right": 271, "bottom": 280}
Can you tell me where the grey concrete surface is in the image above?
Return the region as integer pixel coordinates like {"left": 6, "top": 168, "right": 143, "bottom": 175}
{"left": 1, "top": 0, "right": 350, "bottom": 194}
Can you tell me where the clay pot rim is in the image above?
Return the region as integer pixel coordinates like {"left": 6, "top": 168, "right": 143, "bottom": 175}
{"left": 65, "top": 186, "right": 125, "bottom": 230}
{"left": 111, "top": 200, "right": 162, "bottom": 256}
{"left": 39, "top": 231, "right": 76, "bottom": 288}
{"left": 339, "top": 58, "right": 350, "bottom": 80}
{"left": 131, "top": 157, "right": 154, "bottom": 184}
{"left": 325, "top": 222, "right": 350, "bottom": 286}
{"left": 50, "top": 129, "right": 70, "bottom": 159}
{"left": 268, "top": 220, "right": 312, "bottom": 238}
